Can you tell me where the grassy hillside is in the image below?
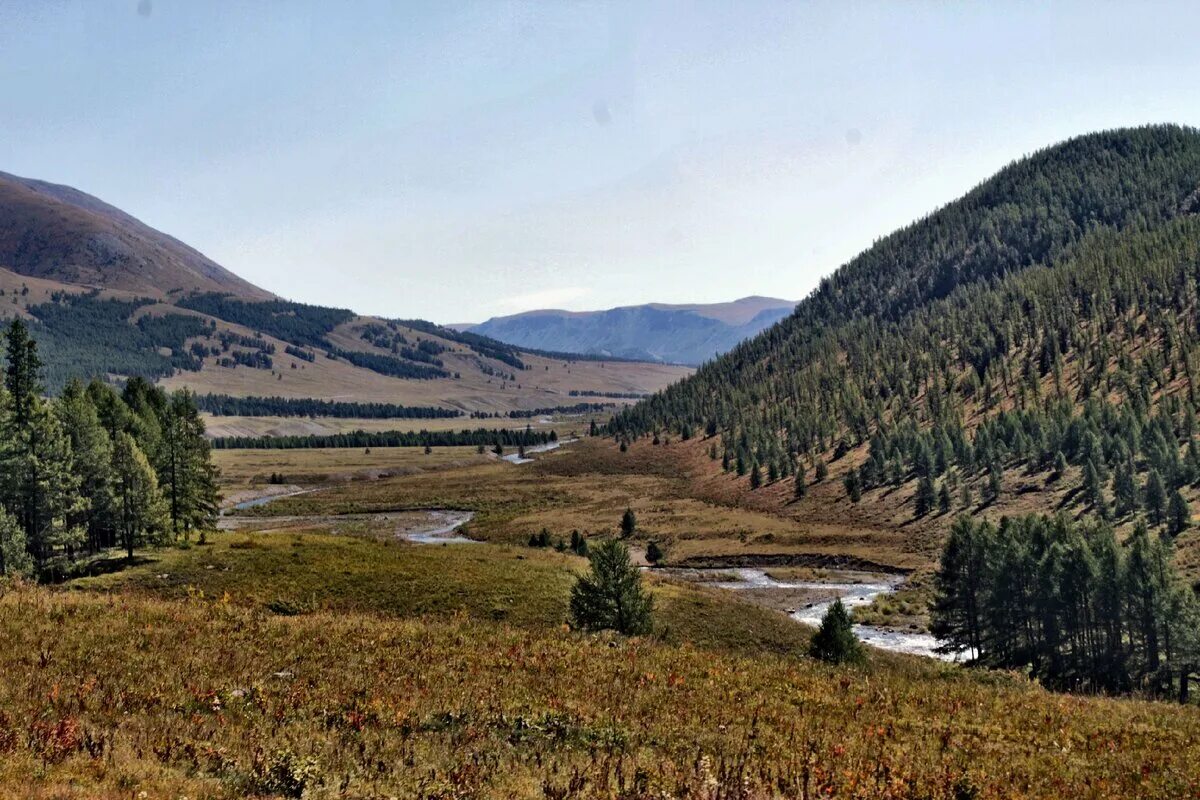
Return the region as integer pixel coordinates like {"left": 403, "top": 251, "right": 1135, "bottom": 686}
{"left": 2, "top": 533, "right": 1194, "bottom": 798}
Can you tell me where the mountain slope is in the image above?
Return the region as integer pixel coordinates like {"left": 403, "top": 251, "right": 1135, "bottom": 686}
{"left": 469, "top": 296, "right": 795, "bottom": 365}
{"left": 0, "top": 172, "right": 692, "bottom": 409}
{"left": 0, "top": 171, "right": 271, "bottom": 299}
{"left": 610, "top": 124, "right": 1200, "bottom": 569}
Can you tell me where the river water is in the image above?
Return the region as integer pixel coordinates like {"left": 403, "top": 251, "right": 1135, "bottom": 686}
{"left": 660, "top": 567, "right": 960, "bottom": 661}
{"left": 502, "top": 438, "right": 578, "bottom": 464}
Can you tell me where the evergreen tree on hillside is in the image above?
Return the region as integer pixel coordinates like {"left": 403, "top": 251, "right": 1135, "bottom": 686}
{"left": 808, "top": 599, "right": 864, "bottom": 665}
{"left": 111, "top": 432, "right": 168, "bottom": 561}
{"left": 158, "top": 391, "right": 219, "bottom": 540}
{"left": 569, "top": 538, "right": 653, "bottom": 635}
{"left": 0, "top": 507, "right": 30, "bottom": 578}
{"left": 620, "top": 507, "right": 637, "bottom": 539}
{"left": 57, "top": 379, "right": 115, "bottom": 551}
{"left": 914, "top": 474, "right": 936, "bottom": 517}
{"left": 1144, "top": 470, "right": 1168, "bottom": 526}
{"left": 1167, "top": 490, "right": 1190, "bottom": 537}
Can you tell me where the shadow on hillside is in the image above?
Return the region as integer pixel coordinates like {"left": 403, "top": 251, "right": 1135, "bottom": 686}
{"left": 47, "top": 554, "right": 158, "bottom": 584}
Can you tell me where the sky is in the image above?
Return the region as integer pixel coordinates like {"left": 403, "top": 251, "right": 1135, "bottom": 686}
{"left": 3, "top": 2, "right": 1200, "bottom": 324}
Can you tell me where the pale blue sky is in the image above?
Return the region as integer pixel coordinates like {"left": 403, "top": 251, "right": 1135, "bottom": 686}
{"left": 3, "top": 1, "right": 1200, "bottom": 323}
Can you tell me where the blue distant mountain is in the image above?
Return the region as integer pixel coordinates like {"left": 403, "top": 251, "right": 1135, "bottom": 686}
{"left": 466, "top": 296, "right": 796, "bottom": 366}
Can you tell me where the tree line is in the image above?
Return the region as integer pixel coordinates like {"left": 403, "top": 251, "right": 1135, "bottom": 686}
{"left": 195, "top": 393, "right": 462, "bottom": 419}
{"left": 211, "top": 427, "right": 558, "bottom": 450}
{"left": 0, "top": 320, "right": 219, "bottom": 578}
{"left": 932, "top": 513, "right": 1198, "bottom": 700}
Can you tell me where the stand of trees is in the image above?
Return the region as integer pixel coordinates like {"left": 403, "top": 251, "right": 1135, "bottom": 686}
{"left": 212, "top": 427, "right": 558, "bottom": 450}
{"left": 606, "top": 127, "right": 1200, "bottom": 536}
{"left": 0, "top": 320, "right": 219, "bottom": 579}
{"left": 932, "top": 514, "right": 1199, "bottom": 699}
{"left": 195, "top": 393, "right": 462, "bottom": 419}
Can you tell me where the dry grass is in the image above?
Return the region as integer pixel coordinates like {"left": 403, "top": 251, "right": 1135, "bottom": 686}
{"left": 214, "top": 445, "right": 493, "bottom": 487}
{"left": 4, "top": 583, "right": 1198, "bottom": 798}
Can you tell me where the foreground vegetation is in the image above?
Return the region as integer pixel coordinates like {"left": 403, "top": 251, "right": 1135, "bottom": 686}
{"left": 4, "top": 580, "right": 1198, "bottom": 798}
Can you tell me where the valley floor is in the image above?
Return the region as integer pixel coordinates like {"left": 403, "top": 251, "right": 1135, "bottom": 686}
{"left": 7, "top": 435, "right": 1200, "bottom": 798}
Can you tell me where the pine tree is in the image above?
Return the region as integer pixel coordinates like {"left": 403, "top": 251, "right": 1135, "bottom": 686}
{"left": 0, "top": 506, "right": 31, "bottom": 578}
{"left": 620, "top": 507, "right": 637, "bottom": 538}
{"left": 1052, "top": 450, "right": 1069, "bottom": 482}
{"left": 938, "top": 480, "right": 953, "bottom": 514}
{"left": 1167, "top": 490, "right": 1190, "bottom": 537}
{"left": 843, "top": 469, "right": 862, "bottom": 503}
{"left": 1083, "top": 459, "right": 1108, "bottom": 519}
{"left": 1144, "top": 469, "right": 1168, "bottom": 526}
{"left": 808, "top": 599, "right": 864, "bottom": 665}
{"left": 157, "top": 391, "right": 219, "bottom": 541}
{"left": 1113, "top": 461, "right": 1138, "bottom": 517}
{"left": 986, "top": 461, "right": 1003, "bottom": 503}
{"left": 56, "top": 379, "right": 114, "bottom": 551}
{"left": 749, "top": 462, "right": 763, "bottom": 489}
{"left": 645, "top": 540, "right": 664, "bottom": 564}
{"left": 815, "top": 459, "right": 829, "bottom": 482}
{"left": 793, "top": 466, "right": 807, "bottom": 500}
{"left": 0, "top": 374, "right": 84, "bottom": 575}
{"left": 569, "top": 538, "right": 653, "bottom": 635}
{"left": 111, "top": 432, "right": 168, "bottom": 561}
{"left": 915, "top": 474, "right": 936, "bottom": 517}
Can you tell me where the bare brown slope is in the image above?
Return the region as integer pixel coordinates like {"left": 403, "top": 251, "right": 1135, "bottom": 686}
{"left": 0, "top": 171, "right": 271, "bottom": 299}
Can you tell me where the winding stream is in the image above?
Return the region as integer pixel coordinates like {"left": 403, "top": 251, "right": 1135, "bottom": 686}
{"left": 503, "top": 438, "right": 578, "bottom": 464}
{"left": 660, "top": 567, "right": 961, "bottom": 661}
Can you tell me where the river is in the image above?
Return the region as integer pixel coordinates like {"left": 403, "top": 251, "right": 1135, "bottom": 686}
{"left": 658, "top": 566, "right": 960, "bottom": 661}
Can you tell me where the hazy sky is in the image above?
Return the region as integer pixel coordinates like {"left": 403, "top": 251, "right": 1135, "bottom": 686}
{"left": 3, "top": 2, "right": 1200, "bottom": 323}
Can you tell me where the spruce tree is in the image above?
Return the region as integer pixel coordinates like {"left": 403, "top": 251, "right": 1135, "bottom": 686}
{"left": 57, "top": 379, "right": 115, "bottom": 552}
{"left": 1167, "top": 490, "right": 1190, "bottom": 537}
{"left": 569, "top": 538, "right": 653, "bottom": 635}
{"left": 1144, "top": 469, "right": 1168, "bottom": 526}
{"left": 1113, "top": 461, "right": 1138, "bottom": 517}
{"left": 808, "top": 599, "right": 864, "bottom": 665}
{"left": 915, "top": 474, "right": 936, "bottom": 517}
{"left": 938, "top": 480, "right": 953, "bottom": 514}
{"left": 111, "top": 432, "right": 168, "bottom": 561}
{"left": 620, "top": 507, "right": 637, "bottom": 538}
{"left": 1083, "top": 459, "right": 1108, "bottom": 519}
{"left": 843, "top": 469, "right": 862, "bottom": 503}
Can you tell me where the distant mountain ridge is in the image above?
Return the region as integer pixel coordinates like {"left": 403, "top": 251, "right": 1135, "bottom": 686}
{"left": 467, "top": 296, "right": 796, "bottom": 365}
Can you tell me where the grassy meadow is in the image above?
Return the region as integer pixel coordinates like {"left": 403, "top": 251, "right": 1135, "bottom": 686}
{"left": 3, "top": 436, "right": 1198, "bottom": 797}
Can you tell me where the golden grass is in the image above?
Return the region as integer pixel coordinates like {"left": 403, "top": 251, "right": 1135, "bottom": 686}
{"left": 5, "top": 584, "right": 1199, "bottom": 798}
{"left": 214, "top": 445, "right": 491, "bottom": 487}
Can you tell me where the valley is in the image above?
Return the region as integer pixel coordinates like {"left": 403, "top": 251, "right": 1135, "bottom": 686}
{"left": 4, "top": 126, "right": 1200, "bottom": 797}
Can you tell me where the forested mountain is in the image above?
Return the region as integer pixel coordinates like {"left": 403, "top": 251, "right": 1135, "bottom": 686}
{"left": 468, "top": 296, "right": 795, "bottom": 365}
{"left": 607, "top": 125, "right": 1200, "bottom": 695}
{"left": 614, "top": 127, "right": 1200, "bottom": 460}
{"left": 0, "top": 171, "right": 270, "bottom": 299}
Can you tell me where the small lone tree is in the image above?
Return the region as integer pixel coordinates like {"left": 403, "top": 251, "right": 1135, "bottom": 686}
{"left": 569, "top": 538, "right": 653, "bottom": 635}
{"left": 843, "top": 469, "right": 862, "bottom": 503}
{"left": 808, "top": 599, "right": 864, "bottom": 665}
{"left": 645, "top": 540, "right": 664, "bottom": 564}
{"left": 620, "top": 507, "right": 637, "bottom": 538}
{"left": 793, "top": 467, "right": 807, "bottom": 500}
